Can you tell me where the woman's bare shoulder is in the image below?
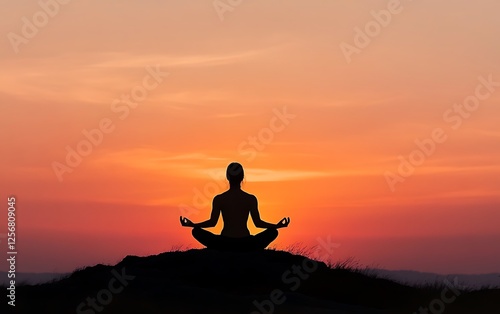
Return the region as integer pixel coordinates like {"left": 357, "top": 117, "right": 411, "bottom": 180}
{"left": 217, "top": 190, "right": 256, "bottom": 198}
{"left": 242, "top": 191, "right": 257, "bottom": 202}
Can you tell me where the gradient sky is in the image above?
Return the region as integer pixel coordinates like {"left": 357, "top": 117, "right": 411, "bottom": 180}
{"left": 1, "top": 0, "right": 499, "bottom": 274}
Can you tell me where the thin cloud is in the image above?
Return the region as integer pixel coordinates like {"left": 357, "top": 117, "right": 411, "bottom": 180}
{"left": 92, "top": 149, "right": 228, "bottom": 173}
{"left": 161, "top": 153, "right": 226, "bottom": 162}
{"left": 205, "top": 112, "right": 252, "bottom": 119}
{"left": 419, "top": 165, "right": 500, "bottom": 175}
{"left": 86, "top": 50, "right": 271, "bottom": 69}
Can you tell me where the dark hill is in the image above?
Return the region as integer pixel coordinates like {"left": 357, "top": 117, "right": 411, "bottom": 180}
{"left": 4, "top": 249, "right": 499, "bottom": 313}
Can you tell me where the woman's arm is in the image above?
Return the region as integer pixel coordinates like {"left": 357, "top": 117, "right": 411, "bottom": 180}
{"left": 192, "top": 196, "right": 221, "bottom": 228}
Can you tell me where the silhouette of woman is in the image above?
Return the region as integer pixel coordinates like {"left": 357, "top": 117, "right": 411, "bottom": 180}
{"left": 180, "top": 162, "right": 290, "bottom": 251}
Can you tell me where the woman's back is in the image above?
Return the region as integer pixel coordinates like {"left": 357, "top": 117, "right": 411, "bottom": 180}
{"left": 217, "top": 188, "right": 255, "bottom": 238}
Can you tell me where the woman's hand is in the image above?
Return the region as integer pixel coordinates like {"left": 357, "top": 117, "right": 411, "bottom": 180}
{"left": 180, "top": 216, "right": 195, "bottom": 227}
{"left": 276, "top": 217, "right": 290, "bottom": 229}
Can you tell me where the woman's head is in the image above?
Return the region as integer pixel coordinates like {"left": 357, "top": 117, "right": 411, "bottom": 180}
{"left": 226, "top": 162, "right": 244, "bottom": 187}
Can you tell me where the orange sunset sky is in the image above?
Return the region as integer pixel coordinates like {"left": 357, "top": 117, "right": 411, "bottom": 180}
{"left": 1, "top": 1, "right": 499, "bottom": 274}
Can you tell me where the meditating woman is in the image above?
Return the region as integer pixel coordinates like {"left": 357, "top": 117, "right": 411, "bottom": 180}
{"left": 180, "top": 162, "right": 290, "bottom": 251}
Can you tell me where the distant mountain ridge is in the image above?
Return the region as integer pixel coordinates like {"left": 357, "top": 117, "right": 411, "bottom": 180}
{"left": 373, "top": 269, "right": 500, "bottom": 289}
{"left": 0, "top": 272, "right": 66, "bottom": 286}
